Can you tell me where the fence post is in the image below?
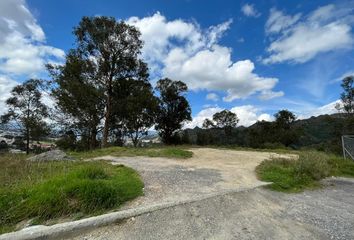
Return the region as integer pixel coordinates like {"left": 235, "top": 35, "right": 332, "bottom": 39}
{"left": 342, "top": 135, "right": 346, "bottom": 159}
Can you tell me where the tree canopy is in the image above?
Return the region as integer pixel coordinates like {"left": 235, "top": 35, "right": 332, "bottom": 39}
{"left": 112, "top": 79, "right": 159, "bottom": 147}
{"left": 1, "top": 79, "right": 49, "bottom": 154}
{"left": 73, "top": 16, "right": 148, "bottom": 147}
{"left": 274, "top": 109, "right": 296, "bottom": 129}
{"left": 202, "top": 110, "right": 239, "bottom": 135}
{"left": 155, "top": 78, "right": 192, "bottom": 144}
{"left": 340, "top": 75, "right": 354, "bottom": 114}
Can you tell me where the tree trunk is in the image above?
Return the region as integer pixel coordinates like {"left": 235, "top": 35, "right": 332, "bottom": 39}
{"left": 90, "top": 127, "right": 97, "bottom": 150}
{"left": 102, "top": 90, "right": 112, "bottom": 148}
{"left": 132, "top": 133, "right": 139, "bottom": 147}
{"left": 26, "top": 127, "right": 30, "bottom": 155}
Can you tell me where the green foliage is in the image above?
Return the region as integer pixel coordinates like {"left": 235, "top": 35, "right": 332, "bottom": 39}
{"left": 55, "top": 131, "right": 77, "bottom": 150}
{"left": 74, "top": 16, "right": 147, "bottom": 147}
{"left": 202, "top": 118, "right": 215, "bottom": 129}
{"left": 196, "top": 131, "right": 215, "bottom": 145}
{"left": 256, "top": 158, "right": 313, "bottom": 192}
{"left": 202, "top": 110, "right": 239, "bottom": 135}
{"left": 47, "top": 50, "right": 104, "bottom": 150}
{"left": 0, "top": 154, "right": 143, "bottom": 233}
{"left": 1, "top": 79, "right": 49, "bottom": 154}
{"left": 213, "top": 110, "right": 239, "bottom": 131}
{"left": 340, "top": 75, "right": 354, "bottom": 114}
{"left": 48, "top": 16, "right": 149, "bottom": 149}
{"left": 112, "top": 79, "right": 159, "bottom": 147}
{"left": 256, "top": 151, "right": 354, "bottom": 193}
{"left": 155, "top": 78, "right": 192, "bottom": 144}
{"left": 274, "top": 109, "right": 296, "bottom": 129}
{"left": 184, "top": 111, "right": 354, "bottom": 154}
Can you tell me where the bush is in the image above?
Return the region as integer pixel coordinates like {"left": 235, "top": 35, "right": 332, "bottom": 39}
{"left": 56, "top": 131, "right": 77, "bottom": 150}
{"left": 294, "top": 152, "right": 331, "bottom": 181}
{"left": 0, "top": 141, "right": 8, "bottom": 150}
{"left": 261, "top": 142, "right": 286, "bottom": 150}
{"left": 256, "top": 151, "right": 349, "bottom": 193}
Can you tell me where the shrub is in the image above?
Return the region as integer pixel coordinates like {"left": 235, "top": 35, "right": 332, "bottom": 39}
{"left": 294, "top": 152, "right": 331, "bottom": 181}
{"left": 261, "top": 142, "right": 286, "bottom": 150}
{"left": 256, "top": 151, "right": 340, "bottom": 192}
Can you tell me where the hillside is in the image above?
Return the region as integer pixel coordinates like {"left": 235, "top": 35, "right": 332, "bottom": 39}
{"left": 182, "top": 114, "right": 354, "bottom": 154}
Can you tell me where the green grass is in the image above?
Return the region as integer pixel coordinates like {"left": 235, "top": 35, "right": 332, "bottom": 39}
{"left": 0, "top": 154, "right": 143, "bottom": 234}
{"left": 256, "top": 151, "right": 354, "bottom": 193}
{"left": 68, "top": 146, "right": 193, "bottom": 160}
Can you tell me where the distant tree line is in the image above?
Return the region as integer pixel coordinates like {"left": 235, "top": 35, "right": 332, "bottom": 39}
{"left": 180, "top": 78, "right": 354, "bottom": 154}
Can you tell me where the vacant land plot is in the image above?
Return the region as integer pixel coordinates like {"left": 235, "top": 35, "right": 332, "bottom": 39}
{"left": 92, "top": 148, "right": 296, "bottom": 208}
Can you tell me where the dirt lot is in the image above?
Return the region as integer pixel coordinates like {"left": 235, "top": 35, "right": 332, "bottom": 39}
{"left": 48, "top": 148, "right": 354, "bottom": 240}
{"left": 93, "top": 148, "right": 294, "bottom": 208}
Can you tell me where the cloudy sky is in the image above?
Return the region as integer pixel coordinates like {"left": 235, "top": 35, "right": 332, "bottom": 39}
{"left": 0, "top": 0, "right": 353, "bottom": 128}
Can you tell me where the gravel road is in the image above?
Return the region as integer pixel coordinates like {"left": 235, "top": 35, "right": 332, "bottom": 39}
{"left": 72, "top": 178, "right": 354, "bottom": 240}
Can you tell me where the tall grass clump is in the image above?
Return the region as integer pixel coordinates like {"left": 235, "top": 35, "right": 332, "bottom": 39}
{"left": 0, "top": 155, "right": 143, "bottom": 234}
{"left": 256, "top": 151, "right": 354, "bottom": 193}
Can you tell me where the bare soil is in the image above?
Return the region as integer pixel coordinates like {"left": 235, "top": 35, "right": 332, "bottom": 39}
{"left": 92, "top": 148, "right": 294, "bottom": 208}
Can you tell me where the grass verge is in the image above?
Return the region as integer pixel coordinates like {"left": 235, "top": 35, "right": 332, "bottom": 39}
{"left": 256, "top": 151, "right": 354, "bottom": 193}
{"left": 68, "top": 146, "right": 193, "bottom": 160}
{"left": 0, "top": 154, "right": 143, "bottom": 234}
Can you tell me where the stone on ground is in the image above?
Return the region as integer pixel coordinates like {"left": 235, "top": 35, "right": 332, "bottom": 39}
{"left": 28, "top": 149, "right": 73, "bottom": 161}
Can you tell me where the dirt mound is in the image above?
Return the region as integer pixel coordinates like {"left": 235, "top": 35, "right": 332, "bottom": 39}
{"left": 28, "top": 149, "right": 73, "bottom": 161}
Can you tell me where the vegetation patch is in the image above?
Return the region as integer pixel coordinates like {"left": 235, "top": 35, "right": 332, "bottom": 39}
{"left": 256, "top": 151, "right": 354, "bottom": 193}
{"left": 68, "top": 146, "right": 193, "bottom": 160}
{"left": 0, "top": 154, "right": 143, "bottom": 234}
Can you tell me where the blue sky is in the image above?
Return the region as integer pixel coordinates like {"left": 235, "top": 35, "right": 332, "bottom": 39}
{"left": 0, "top": 0, "right": 353, "bottom": 127}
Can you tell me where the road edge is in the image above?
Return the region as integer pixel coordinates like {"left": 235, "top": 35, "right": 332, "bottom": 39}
{"left": 0, "top": 184, "right": 270, "bottom": 240}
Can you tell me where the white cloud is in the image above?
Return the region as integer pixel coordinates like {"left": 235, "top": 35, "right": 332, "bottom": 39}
{"left": 263, "top": 4, "right": 354, "bottom": 64}
{"left": 230, "top": 105, "right": 273, "bottom": 127}
{"left": 298, "top": 100, "right": 340, "bottom": 119}
{"left": 265, "top": 8, "right": 301, "bottom": 34}
{"left": 184, "top": 105, "right": 273, "bottom": 129}
{"left": 0, "top": 75, "right": 18, "bottom": 114}
{"left": 241, "top": 4, "right": 261, "bottom": 18}
{"left": 164, "top": 48, "right": 279, "bottom": 101}
{"left": 258, "top": 90, "right": 284, "bottom": 100}
{"left": 332, "top": 71, "right": 354, "bottom": 83}
{"left": 206, "top": 93, "right": 219, "bottom": 102}
{"left": 0, "top": 0, "right": 64, "bottom": 75}
{"left": 127, "top": 12, "right": 281, "bottom": 101}
{"left": 184, "top": 107, "right": 222, "bottom": 129}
